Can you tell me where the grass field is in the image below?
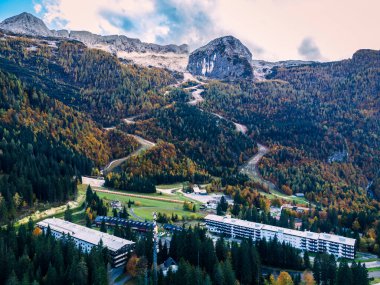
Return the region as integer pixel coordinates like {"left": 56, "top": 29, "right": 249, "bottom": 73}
{"left": 79, "top": 185, "right": 206, "bottom": 221}
{"left": 368, "top": 267, "right": 380, "bottom": 272}
{"left": 371, "top": 277, "right": 380, "bottom": 285}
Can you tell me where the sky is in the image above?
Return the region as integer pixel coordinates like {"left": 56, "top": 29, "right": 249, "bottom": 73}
{"left": 0, "top": 0, "right": 379, "bottom": 61}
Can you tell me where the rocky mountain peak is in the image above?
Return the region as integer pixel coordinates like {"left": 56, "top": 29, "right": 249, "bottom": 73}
{"left": 187, "top": 35, "right": 254, "bottom": 80}
{"left": 0, "top": 12, "right": 52, "bottom": 37}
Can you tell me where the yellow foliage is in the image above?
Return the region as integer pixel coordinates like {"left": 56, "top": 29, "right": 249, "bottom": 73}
{"left": 277, "top": 271, "right": 294, "bottom": 285}
{"left": 33, "top": 227, "right": 42, "bottom": 236}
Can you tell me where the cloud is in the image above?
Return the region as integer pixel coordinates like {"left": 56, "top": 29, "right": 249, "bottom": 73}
{"left": 298, "top": 37, "right": 322, "bottom": 61}
{"left": 34, "top": 3, "right": 42, "bottom": 13}
{"left": 31, "top": 0, "right": 380, "bottom": 61}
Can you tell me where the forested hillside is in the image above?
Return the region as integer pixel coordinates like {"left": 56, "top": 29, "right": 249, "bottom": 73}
{"left": 122, "top": 103, "right": 256, "bottom": 177}
{"left": 105, "top": 141, "right": 210, "bottom": 190}
{"left": 0, "top": 67, "right": 138, "bottom": 223}
{"left": 0, "top": 33, "right": 177, "bottom": 125}
{"left": 200, "top": 50, "right": 380, "bottom": 208}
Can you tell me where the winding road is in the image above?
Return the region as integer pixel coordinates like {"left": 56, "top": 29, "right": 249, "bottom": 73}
{"left": 102, "top": 134, "right": 156, "bottom": 174}
{"left": 240, "top": 143, "right": 279, "bottom": 193}
{"left": 184, "top": 77, "right": 248, "bottom": 134}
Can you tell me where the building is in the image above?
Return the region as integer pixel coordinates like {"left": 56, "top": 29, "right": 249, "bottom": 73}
{"left": 163, "top": 224, "right": 184, "bottom": 233}
{"left": 159, "top": 257, "right": 178, "bottom": 276}
{"left": 94, "top": 216, "right": 154, "bottom": 232}
{"left": 281, "top": 204, "right": 310, "bottom": 214}
{"left": 37, "top": 218, "right": 135, "bottom": 267}
{"left": 110, "top": 200, "right": 122, "bottom": 210}
{"left": 193, "top": 185, "right": 207, "bottom": 195}
{"left": 204, "top": 214, "right": 355, "bottom": 259}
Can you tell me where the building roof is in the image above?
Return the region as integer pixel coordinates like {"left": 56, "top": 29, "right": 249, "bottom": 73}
{"left": 204, "top": 214, "right": 355, "bottom": 246}
{"left": 95, "top": 216, "right": 154, "bottom": 229}
{"left": 319, "top": 233, "right": 356, "bottom": 246}
{"left": 37, "top": 218, "right": 135, "bottom": 251}
{"left": 163, "top": 257, "right": 177, "bottom": 268}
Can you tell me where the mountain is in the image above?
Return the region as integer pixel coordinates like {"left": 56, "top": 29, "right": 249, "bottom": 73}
{"left": 0, "top": 12, "right": 52, "bottom": 37}
{"left": 65, "top": 31, "right": 189, "bottom": 71}
{"left": 252, "top": 59, "right": 315, "bottom": 81}
{"left": 0, "top": 33, "right": 176, "bottom": 125}
{"left": 0, "top": 12, "right": 189, "bottom": 71}
{"left": 187, "top": 35, "right": 254, "bottom": 81}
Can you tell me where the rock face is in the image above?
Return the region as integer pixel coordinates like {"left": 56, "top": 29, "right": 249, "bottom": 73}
{"left": 187, "top": 36, "right": 253, "bottom": 80}
{"left": 0, "top": 12, "right": 52, "bottom": 37}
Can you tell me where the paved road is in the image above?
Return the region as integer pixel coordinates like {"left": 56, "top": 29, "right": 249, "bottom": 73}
{"left": 364, "top": 261, "right": 380, "bottom": 268}
{"left": 187, "top": 84, "right": 205, "bottom": 105}
{"left": 128, "top": 208, "right": 145, "bottom": 221}
{"left": 369, "top": 270, "right": 380, "bottom": 279}
{"left": 210, "top": 111, "right": 248, "bottom": 134}
{"left": 240, "top": 143, "right": 270, "bottom": 180}
{"left": 103, "top": 134, "right": 156, "bottom": 174}
{"left": 233, "top": 122, "right": 248, "bottom": 134}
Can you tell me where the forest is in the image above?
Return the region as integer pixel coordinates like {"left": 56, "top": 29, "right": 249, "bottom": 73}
{"left": 122, "top": 103, "right": 256, "bottom": 177}
{"left": 200, "top": 49, "right": 380, "bottom": 210}
{"left": 127, "top": 226, "right": 369, "bottom": 285}
{"left": 0, "top": 34, "right": 177, "bottom": 125}
{"left": 0, "top": 221, "right": 109, "bottom": 285}
{"left": 105, "top": 141, "right": 210, "bottom": 190}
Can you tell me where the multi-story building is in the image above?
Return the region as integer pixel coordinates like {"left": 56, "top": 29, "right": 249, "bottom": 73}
{"left": 37, "top": 218, "right": 135, "bottom": 267}
{"left": 205, "top": 214, "right": 355, "bottom": 259}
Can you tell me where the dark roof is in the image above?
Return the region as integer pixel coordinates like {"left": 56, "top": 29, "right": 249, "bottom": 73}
{"left": 163, "top": 257, "right": 177, "bottom": 268}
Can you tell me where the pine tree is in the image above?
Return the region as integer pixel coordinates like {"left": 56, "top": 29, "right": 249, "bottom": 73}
{"left": 100, "top": 220, "right": 107, "bottom": 233}
{"left": 304, "top": 251, "right": 311, "bottom": 269}
{"left": 222, "top": 259, "right": 237, "bottom": 285}
{"left": 215, "top": 237, "right": 228, "bottom": 262}
{"left": 64, "top": 205, "right": 73, "bottom": 222}
{"left": 337, "top": 260, "right": 352, "bottom": 285}
{"left": 213, "top": 263, "right": 224, "bottom": 285}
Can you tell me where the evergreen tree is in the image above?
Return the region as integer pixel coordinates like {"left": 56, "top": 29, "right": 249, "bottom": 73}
{"left": 100, "top": 220, "right": 107, "bottom": 233}
{"left": 64, "top": 205, "right": 73, "bottom": 222}
{"left": 337, "top": 260, "right": 352, "bottom": 285}
{"left": 215, "top": 236, "right": 228, "bottom": 262}
{"left": 304, "top": 251, "right": 311, "bottom": 269}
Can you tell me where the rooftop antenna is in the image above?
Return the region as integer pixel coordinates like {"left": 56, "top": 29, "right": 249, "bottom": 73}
{"left": 153, "top": 212, "right": 158, "bottom": 285}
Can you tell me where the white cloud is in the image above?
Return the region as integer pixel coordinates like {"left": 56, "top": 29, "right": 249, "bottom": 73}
{"left": 35, "top": 0, "right": 380, "bottom": 61}
{"left": 34, "top": 3, "right": 42, "bottom": 13}
{"left": 40, "top": 0, "right": 157, "bottom": 36}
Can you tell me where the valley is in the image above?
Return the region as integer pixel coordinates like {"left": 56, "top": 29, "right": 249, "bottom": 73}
{"left": 0, "top": 9, "right": 378, "bottom": 285}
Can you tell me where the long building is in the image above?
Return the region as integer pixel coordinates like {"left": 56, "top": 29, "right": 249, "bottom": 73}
{"left": 204, "top": 214, "right": 355, "bottom": 259}
{"left": 94, "top": 216, "right": 154, "bottom": 232}
{"left": 37, "top": 218, "right": 135, "bottom": 267}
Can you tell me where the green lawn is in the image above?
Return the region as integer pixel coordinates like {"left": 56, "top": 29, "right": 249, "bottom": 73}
{"left": 371, "top": 277, "right": 380, "bottom": 285}
{"left": 79, "top": 186, "right": 206, "bottom": 221}
{"left": 368, "top": 267, "right": 380, "bottom": 272}
{"left": 132, "top": 206, "right": 204, "bottom": 221}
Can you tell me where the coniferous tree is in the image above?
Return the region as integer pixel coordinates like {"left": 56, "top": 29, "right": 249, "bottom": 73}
{"left": 100, "top": 220, "right": 107, "bottom": 233}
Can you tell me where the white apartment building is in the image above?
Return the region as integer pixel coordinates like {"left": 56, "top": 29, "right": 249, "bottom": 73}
{"left": 37, "top": 218, "right": 135, "bottom": 267}
{"left": 205, "top": 214, "right": 355, "bottom": 259}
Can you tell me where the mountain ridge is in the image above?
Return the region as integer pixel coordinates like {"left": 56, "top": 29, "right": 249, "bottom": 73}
{"left": 0, "top": 12, "right": 189, "bottom": 72}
